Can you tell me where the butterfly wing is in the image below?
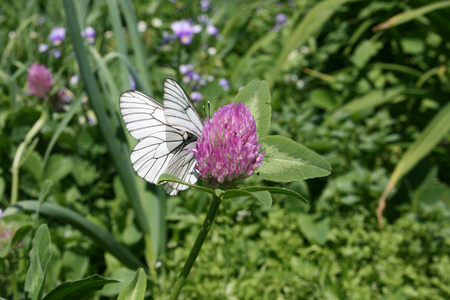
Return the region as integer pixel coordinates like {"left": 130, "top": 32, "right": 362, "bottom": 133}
{"left": 163, "top": 142, "right": 199, "bottom": 195}
{"left": 119, "top": 90, "right": 167, "bottom": 139}
{"left": 119, "top": 89, "right": 200, "bottom": 195}
{"left": 163, "top": 78, "right": 204, "bottom": 137}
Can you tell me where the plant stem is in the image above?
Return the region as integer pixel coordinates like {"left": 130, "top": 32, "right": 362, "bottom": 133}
{"left": 10, "top": 109, "right": 48, "bottom": 205}
{"left": 168, "top": 196, "right": 222, "bottom": 300}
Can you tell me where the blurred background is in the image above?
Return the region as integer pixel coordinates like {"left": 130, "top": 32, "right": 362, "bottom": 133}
{"left": 1, "top": 0, "right": 449, "bottom": 299}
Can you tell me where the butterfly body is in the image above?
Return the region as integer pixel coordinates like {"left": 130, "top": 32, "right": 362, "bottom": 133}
{"left": 119, "top": 79, "right": 203, "bottom": 195}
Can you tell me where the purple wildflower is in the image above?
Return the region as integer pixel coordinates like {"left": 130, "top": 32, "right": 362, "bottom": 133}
{"left": 49, "top": 27, "right": 66, "bottom": 45}
{"left": 190, "top": 91, "right": 203, "bottom": 102}
{"left": 191, "top": 102, "right": 264, "bottom": 187}
{"left": 201, "top": 0, "right": 210, "bottom": 11}
{"left": 129, "top": 75, "right": 136, "bottom": 89}
{"left": 206, "top": 24, "right": 219, "bottom": 36}
{"left": 27, "top": 63, "right": 53, "bottom": 99}
{"left": 170, "top": 20, "right": 202, "bottom": 45}
{"left": 38, "top": 43, "right": 48, "bottom": 52}
{"left": 82, "top": 26, "right": 96, "bottom": 44}
{"left": 273, "top": 13, "right": 288, "bottom": 31}
{"left": 219, "top": 78, "right": 229, "bottom": 91}
{"left": 180, "top": 64, "right": 194, "bottom": 75}
{"left": 162, "top": 31, "right": 176, "bottom": 44}
{"left": 51, "top": 49, "right": 61, "bottom": 58}
{"left": 198, "top": 14, "right": 210, "bottom": 24}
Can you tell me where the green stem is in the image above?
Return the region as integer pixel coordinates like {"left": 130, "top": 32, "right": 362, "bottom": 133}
{"left": 10, "top": 109, "right": 48, "bottom": 205}
{"left": 168, "top": 196, "right": 222, "bottom": 300}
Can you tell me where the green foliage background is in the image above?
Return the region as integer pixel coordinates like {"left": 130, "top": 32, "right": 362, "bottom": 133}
{"left": 1, "top": 0, "right": 449, "bottom": 299}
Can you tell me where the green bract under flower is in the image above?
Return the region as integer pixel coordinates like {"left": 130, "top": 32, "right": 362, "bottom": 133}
{"left": 191, "top": 102, "right": 264, "bottom": 187}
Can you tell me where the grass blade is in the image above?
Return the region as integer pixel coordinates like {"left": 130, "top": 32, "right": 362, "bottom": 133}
{"left": 268, "top": 0, "right": 355, "bottom": 87}
{"left": 377, "top": 100, "right": 450, "bottom": 228}
{"left": 373, "top": 1, "right": 450, "bottom": 31}
{"left": 62, "top": 0, "right": 150, "bottom": 237}
{"left": 14, "top": 200, "right": 147, "bottom": 271}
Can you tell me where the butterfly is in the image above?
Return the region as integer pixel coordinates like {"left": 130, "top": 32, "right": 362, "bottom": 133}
{"left": 119, "top": 78, "right": 204, "bottom": 195}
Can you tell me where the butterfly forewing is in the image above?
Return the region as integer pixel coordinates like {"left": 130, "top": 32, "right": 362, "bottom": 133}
{"left": 119, "top": 80, "right": 204, "bottom": 196}
{"left": 163, "top": 78, "right": 204, "bottom": 137}
{"left": 120, "top": 90, "right": 167, "bottom": 140}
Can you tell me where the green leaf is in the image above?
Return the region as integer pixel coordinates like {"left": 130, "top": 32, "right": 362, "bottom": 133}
{"left": 219, "top": 189, "right": 272, "bottom": 207}
{"left": 298, "top": 213, "right": 329, "bottom": 245}
{"left": 0, "top": 214, "right": 32, "bottom": 258}
{"left": 42, "top": 275, "right": 119, "bottom": 300}
{"left": 44, "top": 155, "right": 73, "bottom": 182}
{"left": 243, "top": 187, "right": 307, "bottom": 204}
{"left": 157, "top": 174, "right": 216, "bottom": 195}
{"left": 377, "top": 100, "right": 450, "bottom": 222}
{"left": 13, "top": 201, "right": 146, "bottom": 272}
{"left": 258, "top": 136, "right": 331, "bottom": 182}
{"left": 25, "top": 224, "right": 52, "bottom": 300}
{"left": 234, "top": 80, "right": 271, "bottom": 136}
{"left": 117, "top": 268, "right": 147, "bottom": 300}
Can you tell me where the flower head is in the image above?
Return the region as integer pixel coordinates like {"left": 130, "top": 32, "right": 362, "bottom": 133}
{"left": 38, "top": 43, "right": 48, "bottom": 52}
{"left": 190, "top": 91, "right": 203, "bottom": 102}
{"left": 206, "top": 24, "right": 219, "bottom": 36}
{"left": 170, "top": 20, "right": 202, "bottom": 45}
{"left": 82, "top": 26, "right": 96, "bottom": 44}
{"left": 219, "top": 78, "right": 229, "bottom": 91}
{"left": 49, "top": 27, "right": 66, "bottom": 45}
{"left": 191, "top": 102, "right": 264, "bottom": 187}
{"left": 27, "top": 63, "right": 53, "bottom": 99}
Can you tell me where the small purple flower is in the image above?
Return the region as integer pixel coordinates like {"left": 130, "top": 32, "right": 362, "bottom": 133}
{"left": 162, "top": 31, "right": 176, "bottom": 44}
{"left": 0, "top": 209, "right": 3, "bottom": 218}
{"left": 51, "top": 49, "right": 61, "bottom": 58}
{"left": 27, "top": 63, "right": 53, "bottom": 99}
{"left": 191, "top": 102, "right": 264, "bottom": 187}
{"left": 38, "top": 16, "right": 45, "bottom": 25}
{"left": 38, "top": 43, "right": 49, "bottom": 53}
{"left": 219, "top": 78, "right": 229, "bottom": 91}
{"left": 170, "top": 20, "right": 202, "bottom": 45}
{"left": 49, "top": 27, "right": 66, "bottom": 45}
{"left": 206, "top": 24, "right": 219, "bottom": 36}
{"left": 190, "top": 91, "right": 203, "bottom": 102}
{"left": 82, "top": 26, "right": 96, "bottom": 44}
{"left": 180, "top": 64, "right": 194, "bottom": 75}
{"left": 198, "top": 14, "right": 210, "bottom": 24}
{"left": 201, "top": 0, "right": 210, "bottom": 11}
{"left": 273, "top": 13, "right": 288, "bottom": 31}
{"left": 129, "top": 75, "right": 136, "bottom": 89}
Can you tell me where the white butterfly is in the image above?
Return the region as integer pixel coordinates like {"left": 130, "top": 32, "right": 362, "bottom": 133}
{"left": 119, "top": 78, "right": 204, "bottom": 195}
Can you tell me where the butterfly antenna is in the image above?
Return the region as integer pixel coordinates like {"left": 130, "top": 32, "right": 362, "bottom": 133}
{"left": 202, "top": 105, "right": 207, "bottom": 120}
{"left": 202, "top": 101, "right": 211, "bottom": 119}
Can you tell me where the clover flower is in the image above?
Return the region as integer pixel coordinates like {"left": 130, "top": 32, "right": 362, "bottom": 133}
{"left": 27, "top": 63, "right": 53, "bottom": 99}
{"left": 170, "top": 20, "right": 201, "bottom": 45}
{"left": 191, "top": 102, "right": 264, "bottom": 187}
{"left": 49, "top": 27, "right": 66, "bottom": 45}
